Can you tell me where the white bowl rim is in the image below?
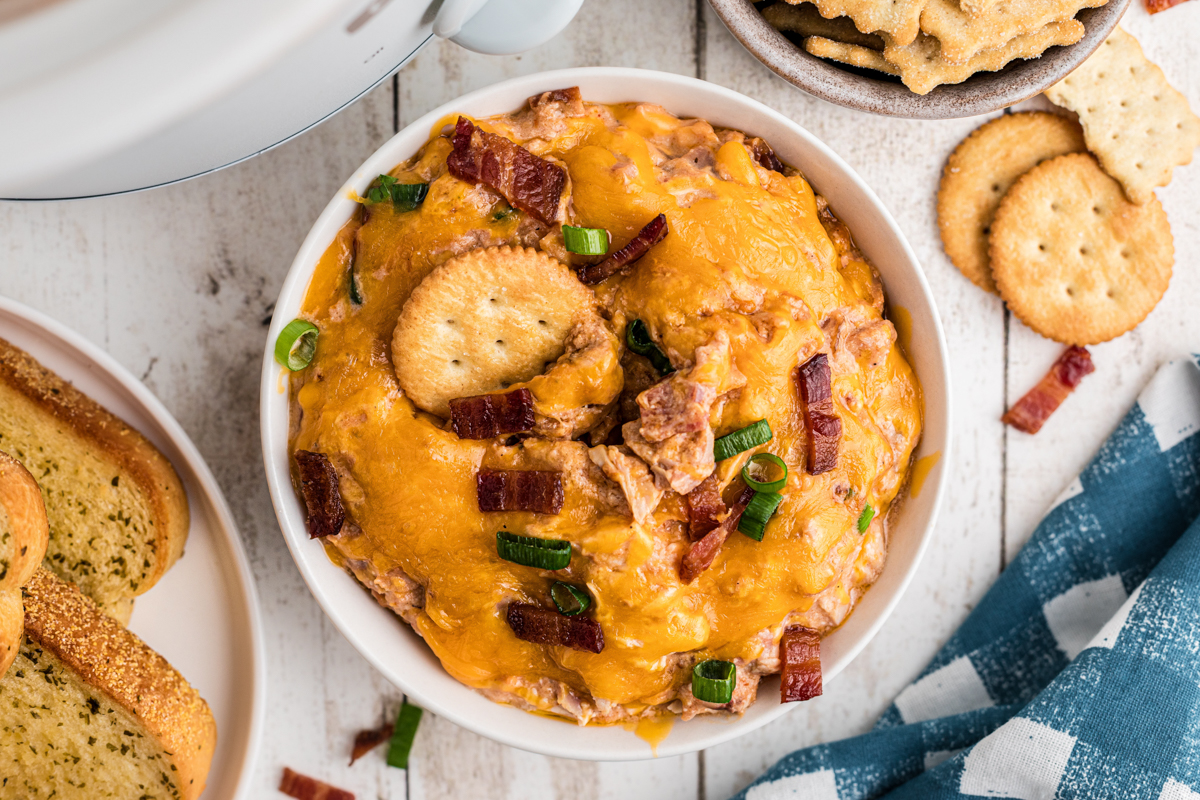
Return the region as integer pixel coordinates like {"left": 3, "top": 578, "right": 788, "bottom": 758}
{"left": 260, "top": 66, "right": 952, "bottom": 761}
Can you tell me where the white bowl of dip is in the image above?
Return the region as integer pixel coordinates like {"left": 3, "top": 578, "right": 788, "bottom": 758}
{"left": 260, "top": 67, "right": 951, "bottom": 761}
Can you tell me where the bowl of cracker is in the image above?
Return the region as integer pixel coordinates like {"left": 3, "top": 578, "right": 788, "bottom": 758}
{"left": 708, "top": 0, "right": 1133, "bottom": 118}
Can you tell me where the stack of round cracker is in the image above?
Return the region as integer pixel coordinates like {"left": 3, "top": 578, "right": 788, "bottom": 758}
{"left": 937, "top": 111, "right": 1174, "bottom": 345}
{"left": 761, "top": 0, "right": 1107, "bottom": 95}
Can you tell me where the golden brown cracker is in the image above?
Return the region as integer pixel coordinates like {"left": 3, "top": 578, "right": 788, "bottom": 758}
{"left": 785, "top": 0, "right": 924, "bottom": 47}
{"left": 938, "top": 112, "right": 1087, "bottom": 294}
{"left": 805, "top": 36, "right": 900, "bottom": 74}
{"left": 392, "top": 246, "right": 597, "bottom": 417}
{"left": 990, "top": 153, "right": 1173, "bottom": 345}
{"left": 1045, "top": 27, "right": 1200, "bottom": 204}
{"left": 763, "top": 3, "right": 885, "bottom": 50}
{"left": 918, "top": 0, "right": 1105, "bottom": 66}
{"left": 884, "top": 20, "right": 1084, "bottom": 95}
{"left": 959, "top": 0, "right": 999, "bottom": 15}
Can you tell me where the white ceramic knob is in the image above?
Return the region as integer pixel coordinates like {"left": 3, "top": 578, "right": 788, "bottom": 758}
{"left": 434, "top": 0, "right": 585, "bottom": 56}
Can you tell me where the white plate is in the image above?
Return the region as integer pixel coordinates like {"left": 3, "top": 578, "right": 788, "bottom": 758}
{"left": 261, "top": 67, "right": 952, "bottom": 761}
{"left": 0, "top": 296, "right": 266, "bottom": 799}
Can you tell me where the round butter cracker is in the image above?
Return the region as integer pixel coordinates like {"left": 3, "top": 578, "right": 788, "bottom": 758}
{"left": 392, "top": 246, "right": 597, "bottom": 417}
{"left": 938, "top": 112, "right": 1086, "bottom": 294}
{"left": 990, "top": 153, "right": 1173, "bottom": 345}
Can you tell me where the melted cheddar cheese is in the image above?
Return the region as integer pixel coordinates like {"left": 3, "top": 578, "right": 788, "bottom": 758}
{"left": 290, "top": 98, "right": 922, "bottom": 723}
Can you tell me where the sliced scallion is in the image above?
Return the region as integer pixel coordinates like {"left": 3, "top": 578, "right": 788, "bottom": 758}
{"left": 274, "top": 319, "right": 319, "bottom": 371}
{"left": 551, "top": 582, "right": 591, "bottom": 616}
{"left": 738, "top": 490, "right": 783, "bottom": 541}
{"left": 857, "top": 504, "right": 876, "bottom": 533}
{"left": 493, "top": 203, "right": 516, "bottom": 222}
{"left": 366, "top": 174, "right": 429, "bottom": 211}
{"left": 714, "top": 419, "right": 773, "bottom": 462}
{"left": 692, "top": 660, "right": 736, "bottom": 704}
{"left": 742, "top": 453, "right": 788, "bottom": 492}
{"left": 386, "top": 699, "right": 423, "bottom": 769}
{"left": 562, "top": 225, "right": 609, "bottom": 256}
{"left": 348, "top": 268, "right": 363, "bottom": 305}
{"left": 626, "top": 319, "right": 674, "bottom": 374}
{"left": 497, "top": 531, "right": 571, "bottom": 570}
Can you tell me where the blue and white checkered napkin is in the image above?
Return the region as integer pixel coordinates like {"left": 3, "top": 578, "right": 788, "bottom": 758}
{"left": 735, "top": 354, "right": 1200, "bottom": 800}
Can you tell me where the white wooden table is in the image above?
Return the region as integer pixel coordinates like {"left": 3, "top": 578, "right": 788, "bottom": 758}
{"left": 2, "top": 2, "right": 1197, "bottom": 797}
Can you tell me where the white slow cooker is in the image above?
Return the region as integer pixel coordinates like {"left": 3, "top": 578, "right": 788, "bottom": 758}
{"left": 0, "top": 0, "right": 584, "bottom": 199}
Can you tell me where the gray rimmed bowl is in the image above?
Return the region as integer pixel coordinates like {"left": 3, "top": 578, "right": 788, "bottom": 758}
{"left": 708, "top": 0, "right": 1132, "bottom": 119}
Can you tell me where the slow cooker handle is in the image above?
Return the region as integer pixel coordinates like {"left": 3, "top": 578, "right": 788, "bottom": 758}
{"left": 432, "top": 0, "right": 490, "bottom": 38}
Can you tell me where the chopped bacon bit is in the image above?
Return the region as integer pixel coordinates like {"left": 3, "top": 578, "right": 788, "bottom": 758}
{"left": 506, "top": 603, "right": 605, "bottom": 653}
{"left": 446, "top": 117, "right": 565, "bottom": 224}
{"left": 528, "top": 86, "right": 584, "bottom": 114}
{"left": 796, "top": 354, "right": 841, "bottom": 475}
{"left": 1146, "top": 0, "right": 1190, "bottom": 12}
{"left": 780, "top": 625, "right": 823, "bottom": 703}
{"left": 747, "top": 137, "right": 785, "bottom": 173}
{"left": 686, "top": 473, "right": 726, "bottom": 541}
{"left": 349, "top": 723, "right": 393, "bottom": 766}
{"left": 294, "top": 450, "right": 345, "bottom": 539}
{"left": 680, "top": 486, "right": 754, "bottom": 583}
{"left": 449, "top": 388, "right": 536, "bottom": 439}
{"left": 280, "top": 767, "right": 355, "bottom": 800}
{"left": 576, "top": 213, "right": 668, "bottom": 285}
{"left": 477, "top": 469, "right": 564, "bottom": 514}
{"left": 1002, "top": 346, "right": 1095, "bottom": 434}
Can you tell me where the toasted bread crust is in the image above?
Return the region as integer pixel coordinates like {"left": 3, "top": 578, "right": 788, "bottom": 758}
{"left": 0, "top": 337, "right": 189, "bottom": 602}
{"left": 0, "top": 452, "right": 49, "bottom": 676}
{"left": 21, "top": 568, "right": 216, "bottom": 800}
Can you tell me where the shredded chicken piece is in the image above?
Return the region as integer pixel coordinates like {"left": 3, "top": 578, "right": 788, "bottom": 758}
{"left": 636, "top": 377, "right": 716, "bottom": 442}
{"left": 623, "top": 420, "right": 714, "bottom": 495}
{"left": 589, "top": 445, "right": 664, "bottom": 524}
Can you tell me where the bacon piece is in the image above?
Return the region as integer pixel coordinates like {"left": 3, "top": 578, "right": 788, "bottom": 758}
{"left": 576, "top": 213, "right": 668, "bottom": 285}
{"left": 747, "top": 137, "right": 785, "bottom": 173}
{"left": 506, "top": 603, "right": 604, "bottom": 653}
{"left": 1002, "top": 346, "right": 1094, "bottom": 434}
{"left": 449, "top": 388, "right": 535, "bottom": 439}
{"left": 686, "top": 473, "right": 726, "bottom": 541}
{"left": 477, "top": 469, "right": 564, "bottom": 514}
{"left": 280, "top": 768, "right": 355, "bottom": 800}
{"left": 680, "top": 486, "right": 754, "bottom": 583}
{"left": 1146, "top": 0, "right": 1190, "bottom": 12}
{"left": 795, "top": 354, "right": 841, "bottom": 475}
{"left": 294, "top": 450, "right": 345, "bottom": 539}
{"left": 349, "top": 723, "right": 393, "bottom": 766}
{"left": 528, "top": 86, "right": 584, "bottom": 114}
{"left": 446, "top": 117, "right": 565, "bottom": 224}
{"left": 780, "top": 625, "right": 822, "bottom": 703}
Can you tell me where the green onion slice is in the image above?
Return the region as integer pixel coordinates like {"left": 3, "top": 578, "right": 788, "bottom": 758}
{"left": 274, "top": 319, "right": 319, "bottom": 371}
{"left": 857, "top": 504, "right": 876, "bottom": 533}
{"left": 348, "top": 268, "right": 363, "bottom": 305}
{"left": 742, "top": 453, "right": 788, "bottom": 492}
{"left": 366, "top": 174, "right": 429, "bottom": 211}
{"left": 497, "top": 531, "right": 571, "bottom": 570}
{"left": 626, "top": 319, "right": 674, "bottom": 374}
{"left": 738, "top": 490, "right": 784, "bottom": 542}
{"left": 386, "top": 699, "right": 423, "bottom": 769}
{"left": 493, "top": 203, "right": 516, "bottom": 221}
{"left": 714, "top": 419, "right": 773, "bottom": 462}
{"left": 551, "top": 582, "right": 591, "bottom": 616}
{"left": 692, "top": 660, "right": 736, "bottom": 704}
{"left": 562, "top": 225, "right": 609, "bottom": 255}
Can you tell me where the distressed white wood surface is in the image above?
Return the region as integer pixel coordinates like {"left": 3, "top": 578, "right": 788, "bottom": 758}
{"left": 1, "top": 0, "right": 1198, "bottom": 797}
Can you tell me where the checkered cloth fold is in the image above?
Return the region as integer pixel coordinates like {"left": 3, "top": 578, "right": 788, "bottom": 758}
{"left": 735, "top": 354, "right": 1200, "bottom": 800}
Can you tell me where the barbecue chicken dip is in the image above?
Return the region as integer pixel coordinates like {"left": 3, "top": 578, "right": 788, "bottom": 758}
{"left": 287, "top": 88, "right": 922, "bottom": 725}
